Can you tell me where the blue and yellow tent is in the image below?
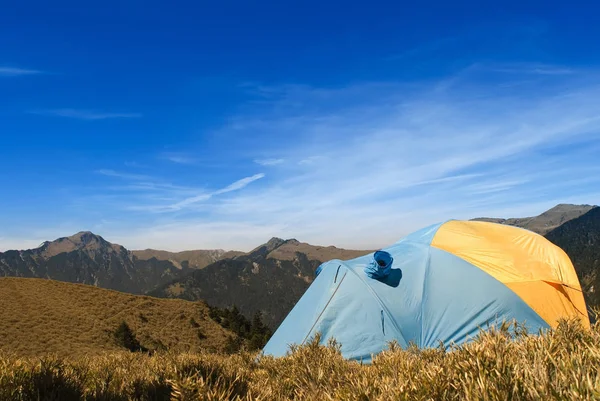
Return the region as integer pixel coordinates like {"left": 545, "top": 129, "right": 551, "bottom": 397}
{"left": 262, "top": 220, "right": 589, "bottom": 362}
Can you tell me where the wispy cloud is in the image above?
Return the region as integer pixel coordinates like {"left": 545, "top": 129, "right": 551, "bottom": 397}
{"left": 29, "top": 109, "right": 142, "bottom": 120}
{"left": 95, "top": 169, "right": 151, "bottom": 181}
{"left": 72, "top": 63, "right": 600, "bottom": 251}
{"left": 254, "top": 158, "right": 284, "bottom": 166}
{"left": 486, "top": 62, "right": 576, "bottom": 75}
{"left": 213, "top": 173, "right": 265, "bottom": 194}
{"left": 160, "top": 153, "right": 197, "bottom": 165}
{"left": 128, "top": 173, "right": 266, "bottom": 212}
{"left": 124, "top": 161, "right": 147, "bottom": 168}
{"left": 0, "top": 66, "right": 43, "bottom": 76}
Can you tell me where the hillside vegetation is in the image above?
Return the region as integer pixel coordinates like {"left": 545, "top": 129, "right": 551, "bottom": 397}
{"left": 0, "top": 277, "right": 240, "bottom": 358}
{"left": 0, "top": 317, "right": 598, "bottom": 400}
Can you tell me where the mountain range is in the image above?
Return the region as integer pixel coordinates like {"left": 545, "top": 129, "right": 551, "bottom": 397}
{"left": 0, "top": 203, "right": 598, "bottom": 333}
{"left": 132, "top": 248, "right": 244, "bottom": 269}
{"left": 0, "top": 231, "right": 189, "bottom": 295}
{"left": 148, "top": 238, "right": 370, "bottom": 329}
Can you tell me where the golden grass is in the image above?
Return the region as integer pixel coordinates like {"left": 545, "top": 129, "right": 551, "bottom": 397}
{"left": 0, "top": 277, "right": 236, "bottom": 358}
{"left": 1, "top": 316, "right": 599, "bottom": 400}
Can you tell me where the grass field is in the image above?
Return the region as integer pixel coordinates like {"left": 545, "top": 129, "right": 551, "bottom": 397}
{"left": 0, "top": 277, "right": 237, "bottom": 358}
{"left": 0, "top": 315, "right": 599, "bottom": 400}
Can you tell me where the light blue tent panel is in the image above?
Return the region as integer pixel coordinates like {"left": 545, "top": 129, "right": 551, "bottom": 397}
{"left": 262, "top": 223, "right": 550, "bottom": 363}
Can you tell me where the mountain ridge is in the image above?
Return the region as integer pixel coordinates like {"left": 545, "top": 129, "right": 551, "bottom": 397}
{"left": 132, "top": 248, "right": 244, "bottom": 269}
{"left": 0, "top": 232, "right": 188, "bottom": 294}
{"left": 471, "top": 203, "right": 596, "bottom": 234}
{"left": 1, "top": 202, "right": 598, "bottom": 331}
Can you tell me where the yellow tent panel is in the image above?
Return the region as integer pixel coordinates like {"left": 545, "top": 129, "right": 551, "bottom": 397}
{"left": 431, "top": 220, "right": 589, "bottom": 329}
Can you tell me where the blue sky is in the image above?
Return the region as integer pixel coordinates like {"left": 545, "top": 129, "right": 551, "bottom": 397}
{"left": 2, "top": 1, "right": 600, "bottom": 251}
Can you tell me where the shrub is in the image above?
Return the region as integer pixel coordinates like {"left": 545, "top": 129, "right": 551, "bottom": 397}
{"left": 113, "top": 321, "right": 147, "bottom": 353}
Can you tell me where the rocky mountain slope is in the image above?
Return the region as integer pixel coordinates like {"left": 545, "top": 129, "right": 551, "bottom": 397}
{"left": 471, "top": 204, "right": 595, "bottom": 234}
{"left": 132, "top": 248, "right": 244, "bottom": 269}
{"left": 0, "top": 231, "right": 189, "bottom": 294}
{"left": 149, "top": 238, "right": 371, "bottom": 330}
{"left": 544, "top": 206, "right": 600, "bottom": 311}
{"left": 0, "top": 277, "right": 239, "bottom": 358}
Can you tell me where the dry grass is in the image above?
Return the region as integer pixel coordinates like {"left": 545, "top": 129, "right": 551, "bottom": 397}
{"left": 1, "top": 315, "right": 599, "bottom": 400}
{"left": 0, "top": 277, "right": 236, "bottom": 358}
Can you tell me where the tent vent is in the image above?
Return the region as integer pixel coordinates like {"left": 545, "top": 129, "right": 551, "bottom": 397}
{"left": 365, "top": 250, "right": 394, "bottom": 279}
{"left": 381, "top": 310, "right": 385, "bottom": 335}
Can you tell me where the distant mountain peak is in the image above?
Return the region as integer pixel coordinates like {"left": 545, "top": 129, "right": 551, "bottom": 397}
{"left": 249, "top": 237, "right": 286, "bottom": 255}
{"left": 37, "top": 231, "right": 123, "bottom": 258}
{"left": 67, "top": 231, "right": 108, "bottom": 245}
{"left": 266, "top": 237, "right": 286, "bottom": 247}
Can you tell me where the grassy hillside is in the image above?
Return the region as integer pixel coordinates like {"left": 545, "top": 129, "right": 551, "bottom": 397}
{"left": 0, "top": 277, "right": 239, "bottom": 358}
{"left": 0, "top": 317, "right": 598, "bottom": 400}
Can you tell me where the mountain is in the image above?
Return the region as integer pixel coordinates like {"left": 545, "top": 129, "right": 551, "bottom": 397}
{"left": 0, "top": 231, "right": 189, "bottom": 294}
{"left": 0, "top": 277, "right": 239, "bottom": 358}
{"left": 132, "top": 248, "right": 244, "bottom": 269}
{"left": 471, "top": 204, "right": 596, "bottom": 234}
{"left": 544, "top": 206, "right": 600, "bottom": 310}
{"left": 263, "top": 238, "right": 370, "bottom": 261}
{"left": 149, "top": 238, "right": 372, "bottom": 330}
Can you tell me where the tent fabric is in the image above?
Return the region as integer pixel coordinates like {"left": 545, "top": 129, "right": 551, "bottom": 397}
{"left": 262, "top": 220, "right": 589, "bottom": 363}
{"left": 430, "top": 220, "right": 589, "bottom": 328}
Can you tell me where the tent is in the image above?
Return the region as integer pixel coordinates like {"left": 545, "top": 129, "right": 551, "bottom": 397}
{"left": 262, "top": 220, "right": 589, "bottom": 363}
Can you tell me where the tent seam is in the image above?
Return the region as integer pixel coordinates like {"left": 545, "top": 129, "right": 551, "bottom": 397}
{"left": 419, "top": 245, "right": 431, "bottom": 347}
{"left": 301, "top": 270, "right": 348, "bottom": 345}
{"left": 342, "top": 264, "right": 408, "bottom": 346}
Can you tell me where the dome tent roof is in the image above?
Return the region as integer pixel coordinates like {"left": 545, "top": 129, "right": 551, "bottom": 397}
{"left": 262, "top": 220, "right": 589, "bottom": 363}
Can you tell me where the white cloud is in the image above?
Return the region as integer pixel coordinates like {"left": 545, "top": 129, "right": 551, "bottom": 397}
{"left": 29, "top": 109, "right": 142, "bottom": 120}
{"left": 45, "top": 63, "right": 600, "bottom": 251}
{"left": 486, "top": 62, "right": 576, "bottom": 75}
{"left": 161, "top": 153, "right": 197, "bottom": 164}
{"left": 254, "top": 158, "right": 284, "bottom": 166}
{"left": 128, "top": 173, "right": 266, "bottom": 212}
{"left": 0, "top": 67, "right": 43, "bottom": 76}
{"left": 95, "top": 169, "right": 151, "bottom": 181}
{"left": 124, "top": 161, "right": 147, "bottom": 168}
{"left": 214, "top": 173, "right": 265, "bottom": 194}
